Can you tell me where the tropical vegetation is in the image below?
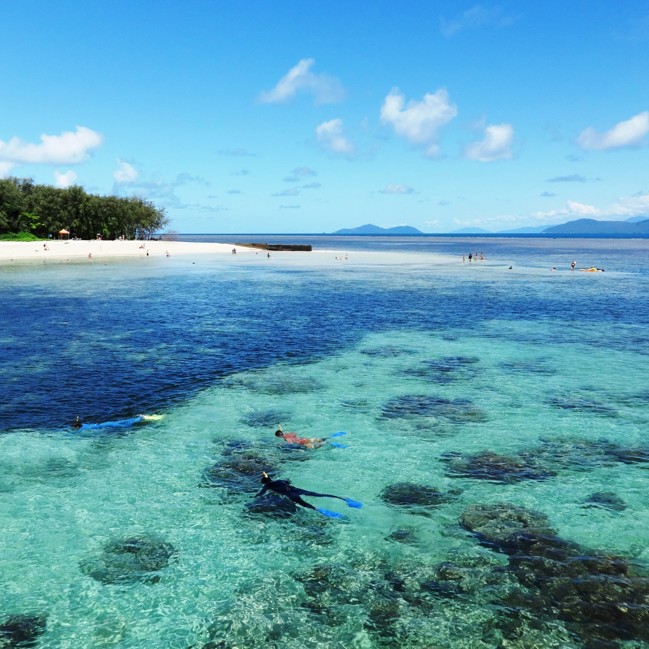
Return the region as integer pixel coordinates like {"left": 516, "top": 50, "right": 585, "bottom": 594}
{"left": 0, "top": 177, "right": 169, "bottom": 240}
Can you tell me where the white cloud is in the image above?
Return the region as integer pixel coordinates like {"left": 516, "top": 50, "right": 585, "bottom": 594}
{"left": 0, "top": 126, "right": 104, "bottom": 174}
{"left": 603, "top": 192, "right": 649, "bottom": 218}
{"left": 380, "top": 184, "right": 415, "bottom": 194}
{"left": 380, "top": 88, "right": 457, "bottom": 157}
{"left": 566, "top": 200, "right": 599, "bottom": 216}
{"left": 577, "top": 111, "right": 649, "bottom": 150}
{"left": 301, "top": 182, "right": 321, "bottom": 189}
{"left": 316, "top": 119, "right": 356, "bottom": 156}
{"left": 113, "top": 159, "right": 138, "bottom": 184}
{"left": 0, "top": 161, "right": 15, "bottom": 177}
{"left": 258, "top": 59, "right": 345, "bottom": 105}
{"left": 465, "top": 123, "right": 514, "bottom": 162}
{"left": 54, "top": 170, "right": 78, "bottom": 188}
{"left": 440, "top": 5, "right": 520, "bottom": 37}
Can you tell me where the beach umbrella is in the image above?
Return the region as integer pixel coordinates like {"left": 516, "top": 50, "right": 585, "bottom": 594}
{"left": 59, "top": 229, "right": 69, "bottom": 239}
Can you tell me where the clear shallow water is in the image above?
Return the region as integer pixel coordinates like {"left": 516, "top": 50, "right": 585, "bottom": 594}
{"left": 1, "top": 243, "right": 649, "bottom": 648}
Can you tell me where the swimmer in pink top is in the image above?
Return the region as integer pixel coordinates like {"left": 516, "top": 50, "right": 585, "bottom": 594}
{"left": 275, "top": 425, "right": 327, "bottom": 449}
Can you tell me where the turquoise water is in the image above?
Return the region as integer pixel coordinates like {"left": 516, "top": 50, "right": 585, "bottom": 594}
{"left": 1, "top": 244, "right": 649, "bottom": 648}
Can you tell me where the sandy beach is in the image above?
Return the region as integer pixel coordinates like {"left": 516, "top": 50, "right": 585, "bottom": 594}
{"left": 0, "top": 238, "right": 460, "bottom": 266}
{"left": 0, "top": 239, "right": 237, "bottom": 260}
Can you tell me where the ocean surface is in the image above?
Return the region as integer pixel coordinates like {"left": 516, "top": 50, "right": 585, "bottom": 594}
{"left": 1, "top": 237, "right": 649, "bottom": 649}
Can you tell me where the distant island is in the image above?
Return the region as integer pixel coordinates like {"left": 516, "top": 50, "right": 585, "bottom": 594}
{"left": 333, "top": 224, "right": 423, "bottom": 235}
{"left": 543, "top": 218, "right": 649, "bottom": 235}
{"left": 331, "top": 217, "right": 649, "bottom": 236}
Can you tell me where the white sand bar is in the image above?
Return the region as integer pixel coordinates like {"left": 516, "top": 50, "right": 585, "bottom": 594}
{"left": 0, "top": 239, "right": 234, "bottom": 260}
{"left": 0, "top": 239, "right": 459, "bottom": 267}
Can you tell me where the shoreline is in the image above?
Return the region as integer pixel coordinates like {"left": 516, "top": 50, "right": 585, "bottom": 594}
{"left": 0, "top": 240, "right": 237, "bottom": 260}
{"left": 0, "top": 239, "right": 459, "bottom": 266}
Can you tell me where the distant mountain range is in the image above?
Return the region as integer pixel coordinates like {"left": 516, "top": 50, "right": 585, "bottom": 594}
{"left": 332, "top": 217, "right": 649, "bottom": 235}
{"left": 543, "top": 218, "right": 649, "bottom": 234}
{"left": 333, "top": 224, "right": 424, "bottom": 235}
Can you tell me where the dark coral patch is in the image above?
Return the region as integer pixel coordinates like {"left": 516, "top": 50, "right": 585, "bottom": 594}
{"left": 360, "top": 346, "right": 415, "bottom": 357}
{"left": 461, "top": 502, "right": 649, "bottom": 647}
{"left": 380, "top": 482, "right": 460, "bottom": 514}
{"left": 232, "top": 374, "right": 323, "bottom": 395}
{"left": 81, "top": 536, "right": 176, "bottom": 584}
{"left": 442, "top": 451, "right": 555, "bottom": 483}
{"left": 402, "top": 356, "right": 479, "bottom": 384}
{"left": 239, "top": 409, "right": 291, "bottom": 428}
{"left": 381, "top": 394, "right": 486, "bottom": 423}
{"left": 583, "top": 492, "right": 627, "bottom": 512}
{"left": 202, "top": 453, "right": 278, "bottom": 493}
{"left": 500, "top": 359, "right": 556, "bottom": 375}
{"left": 0, "top": 614, "right": 47, "bottom": 647}
{"left": 547, "top": 394, "right": 617, "bottom": 417}
{"left": 244, "top": 494, "right": 297, "bottom": 518}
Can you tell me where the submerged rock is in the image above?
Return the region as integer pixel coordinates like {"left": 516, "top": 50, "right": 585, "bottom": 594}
{"left": 81, "top": 535, "right": 176, "bottom": 584}
{"left": 381, "top": 394, "right": 486, "bottom": 423}
{"left": 583, "top": 491, "right": 627, "bottom": 512}
{"left": 402, "top": 356, "right": 479, "bottom": 384}
{"left": 360, "top": 346, "right": 415, "bottom": 357}
{"left": 202, "top": 453, "right": 278, "bottom": 493}
{"left": 461, "top": 502, "right": 649, "bottom": 646}
{"left": 0, "top": 614, "right": 47, "bottom": 647}
{"left": 500, "top": 359, "right": 556, "bottom": 375}
{"left": 234, "top": 374, "right": 323, "bottom": 395}
{"left": 547, "top": 394, "right": 617, "bottom": 417}
{"left": 385, "top": 528, "right": 419, "bottom": 544}
{"left": 442, "top": 450, "right": 555, "bottom": 483}
{"left": 239, "top": 409, "right": 291, "bottom": 428}
{"left": 244, "top": 494, "right": 297, "bottom": 518}
{"left": 380, "top": 482, "right": 460, "bottom": 514}
{"left": 461, "top": 502, "right": 557, "bottom": 546}
{"left": 606, "top": 446, "right": 649, "bottom": 465}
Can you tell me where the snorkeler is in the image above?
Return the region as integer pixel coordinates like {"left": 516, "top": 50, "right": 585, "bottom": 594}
{"left": 72, "top": 416, "right": 82, "bottom": 429}
{"left": 275, "top": 425, "right": 347, "bottom": 448}
{"left": 254, "top": 473, "right": 362, "bottom": 518}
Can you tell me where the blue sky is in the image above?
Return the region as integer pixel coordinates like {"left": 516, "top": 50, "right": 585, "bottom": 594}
{"left": 1, "top": 0, "right": 648, "bottom": 233}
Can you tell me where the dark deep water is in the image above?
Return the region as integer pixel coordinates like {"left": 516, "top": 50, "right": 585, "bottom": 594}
{"left": 1, "top": 238, "right": 649, "bottom": 431}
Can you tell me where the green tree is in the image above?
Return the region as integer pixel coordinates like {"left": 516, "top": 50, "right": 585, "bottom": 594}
{"left": 0, "top": 177, "right": 171, "bottom": 239}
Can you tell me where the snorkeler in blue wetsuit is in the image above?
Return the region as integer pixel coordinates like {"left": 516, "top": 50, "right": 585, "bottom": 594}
{"left": 253, "top": 473, "right": 362, "bottom": 518}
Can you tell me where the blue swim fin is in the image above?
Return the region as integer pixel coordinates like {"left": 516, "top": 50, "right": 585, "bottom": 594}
{"left": 344, "top": 498, "right": 363, "bottom": 508}
{"left": 330, "top": 431, "right": 347, "bottom": 438}
{"left": 328, "top": 442, "right": 348, "bottom": 448}
{"left": 317, "top": 508, "right": 344, "bottom": 518}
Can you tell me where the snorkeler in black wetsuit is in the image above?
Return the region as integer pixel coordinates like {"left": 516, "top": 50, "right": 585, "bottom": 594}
{"left": 253, "top": 473, "right": 362, "bottom": 517}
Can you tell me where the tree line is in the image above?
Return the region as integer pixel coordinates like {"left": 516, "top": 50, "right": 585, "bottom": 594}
{"left": 0, "top": 177, "right": 169, "bottom": 240}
